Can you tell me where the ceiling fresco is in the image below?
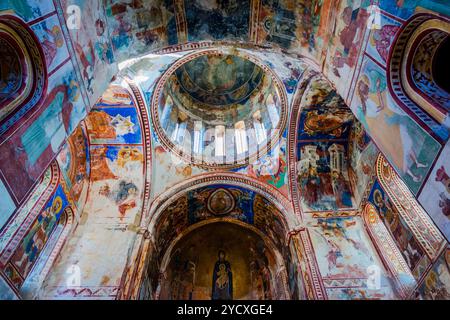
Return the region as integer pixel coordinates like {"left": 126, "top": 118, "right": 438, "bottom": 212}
{"left": 153, "top": 49, "right": 287, "bottom": 169}
{"left": 0, "top": 0, "right": 449, "bottom": 301}
{"left": 174, "top": 53, "right": 264, "bottom": 107}
{"left": 296, "top": 76, "right": 357, "bottom": 213}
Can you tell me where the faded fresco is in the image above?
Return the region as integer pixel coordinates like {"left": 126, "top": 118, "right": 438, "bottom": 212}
{"left": 350, "top": 56, "right": 441, "bottom": 195}
{"left": 308, "top": 216, "right": 396, "bottom": 299}
{"left": 39, "top": 83, "right": 148, "bottom": 299}
{"left": 105, "top": 0, "right": 176, "bottom": 61}
{"left": 0, "top": 59, "right": 86, "bottom": 203}
{"left": 368, "top": 180, "right": 428, "bottom": 277}
{"left": 415, "top": 248, "right": 450, "bottom": 300}
{"left": 419, "top": 142, "right": 450, "bottom": 242}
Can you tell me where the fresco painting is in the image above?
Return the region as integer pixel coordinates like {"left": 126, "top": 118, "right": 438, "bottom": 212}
{"left": 57, "top": 125, "right": 90, "bottom": 211}
{"left": 155, "top": 185, "right": 287, "bottom": 260}
{"left": 418, "top": 142, "right": 450, "bottom": 242}
{"left": 296, "top": 77, "right": 356, "bottom": 212}
{"left": 255, "top": 0, "right": 324, "bottom": 57}
{"left": 185, "top": 0, "right": 250, "bottom": 42}
{"left": 37, "top": 83, "right": 148, "bottom": 298}
{"left": 0, "top": 1, "right": 449, "bottom": 301}
{"left": 152, "top": 142, "right": 204, "bottom": 198}
{"left": 0, "top": 180, "right": 16, "bottom": 230}
{"left": 416, "top": 248, "right": 450, "bottom": 300}
{"left": 323, "top": 0, "right": 371, "bottom": 96}
{"left": 60, "top": 0, "right": 117, "bottom": 105}
{"left": 0, "top": 59, "right": 86, "bottom": 203}
{"left": 365, "top": 13, "right": 401, "bottom": 65}
{"left": 351, "top": 56, "right": 441, "bottom": 195}
{"left": 86, "top": 107, "right": 142, "bottom": 145}
{"left": 237, "top": 136, "right": 288, "bottom": 195}
{"left": 0, "top": 275, "right": 17, "bottom": 299}
{"left": 9, "top": 184, "right": 68, "bottom": 281}
{"left": 369, "top": 180, "right": 427, "bottom": 273}
{"left": 309, "top": 216, "right": 396, "bottom": 299}
{"left": 0, "top": 0, "right": 55, "bottom": 22}
{"left": 105, "top": 0, "right": 176, "bottom": 61}
{"left": 160, "top": 222, "right": 278, "bottom": 300}
{"left": 30, "top": 14, "right": 69, "bottom": 73}
{"left": 348, "top": 122, "right": 379, "bottom": 206}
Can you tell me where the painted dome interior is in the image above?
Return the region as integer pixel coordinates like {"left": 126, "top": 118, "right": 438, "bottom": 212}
{"left": 1, "top": 0, "right": 450, "bottom": 302}
{"left": 154, "top": 51, "right": 286, "bottom": 168}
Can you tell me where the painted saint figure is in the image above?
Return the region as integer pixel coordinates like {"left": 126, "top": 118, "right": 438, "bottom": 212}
{"left": 211, "top": 250, "right": 233, "bottom": 300}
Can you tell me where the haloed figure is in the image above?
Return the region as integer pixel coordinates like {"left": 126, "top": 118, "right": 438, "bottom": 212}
{"left": 212, "top": 250, "right": 233, "bottom": 300}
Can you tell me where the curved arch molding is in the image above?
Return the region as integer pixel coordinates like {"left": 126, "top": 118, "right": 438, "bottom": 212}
{"left": 0, "top": 14, "right": 47, "bottom": 136}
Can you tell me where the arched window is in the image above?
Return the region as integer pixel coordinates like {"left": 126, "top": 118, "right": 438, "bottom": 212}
{"left": 388, "top": 13, "right": 450, "bottom": 132}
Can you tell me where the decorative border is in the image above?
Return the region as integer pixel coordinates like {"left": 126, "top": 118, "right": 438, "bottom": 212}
{"left": 150, "top": 48, "right": 289, "bottom": 170}
{"left": 126, "top": 80, "right": 153, "bottom": 226}
{"left": 376, "top": 154, "right": 446, "bottom": 260}
{"left": 0, "top": 162, "right": 60, "bottom": 264}
{"left": 286, "top": 70, "right": 319, "bottom": 220}
{"left": 387, "top": 13, "right": 449, "bottom": 142}
{"left": 363, "top": 203, "right": 416, "bottom": 298}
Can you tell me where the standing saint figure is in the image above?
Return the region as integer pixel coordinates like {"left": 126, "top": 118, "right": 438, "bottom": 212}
{"left": 212, "top": 250, "right": 233, "bottom": 300}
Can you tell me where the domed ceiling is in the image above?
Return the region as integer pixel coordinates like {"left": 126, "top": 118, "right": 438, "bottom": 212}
{"left": 174, "top": 53, "right": 264, "bottom": 107}
{"left": 152, "top": 50, "right": 287, "bottom": 169}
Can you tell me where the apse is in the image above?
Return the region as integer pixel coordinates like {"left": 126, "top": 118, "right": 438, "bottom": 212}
{"left": 144, "top": 184, "right": 299, "bottom": 300}
{"left": 160, "top": 222, "right": 279, "bottom": 300}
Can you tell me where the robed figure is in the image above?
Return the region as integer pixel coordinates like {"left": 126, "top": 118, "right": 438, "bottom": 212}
{"left": 211, "top": 250, "right": 233, "bottom": 300}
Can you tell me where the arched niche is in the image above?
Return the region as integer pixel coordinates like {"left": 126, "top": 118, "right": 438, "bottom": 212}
{"left": 0, "top": 161, "right": 74, "bottom": 299}
{"left": 158, "top": 219, "right": 286, "bottom": 300}
{"left": 19, "top": 206, "right": 74, "bottom": 299}
{"left": 363, "top": 154, "right": 447, "bottom": 298}
{"left": 117, "top": 174, "right": 308, "bottom": 300}
{"left": 388, "top": 13, "right": 450, "bottom": 129}
{"left": 0, "top": 14, "right": 47, "bottom": 137}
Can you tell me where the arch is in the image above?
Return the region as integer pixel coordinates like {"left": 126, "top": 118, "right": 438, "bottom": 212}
{"left": 0, "top": 14, "right": 47, "bottom": 137}
{"left": 118, "top": 172, "right": 304, "bottom": 300}
{"left": 362, "top": 202, "right": 416, "bottom": 298}
{"left": 375, "top": 154, "right": 446, "bottom": 262}
{"left": 0, "top": 161, "right": 60, "bottom": 264}
{"left": 157, "top": 218, "right": 290, "bottom": 300}
{"left": 19, "top": 206, "right": 75, "bottom": 299}
{"left": 388, "top": 13, "right": 450, "bottom": 132}
{"left": 145, "top": 172, "right": 297, "bottom": 232}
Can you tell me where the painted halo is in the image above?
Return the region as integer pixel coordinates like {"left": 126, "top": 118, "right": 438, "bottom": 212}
{"left": 0, "top": 15, "right": 47, "bottom": 136}
{"left": 151, "top": 48, "right": 288, "bottom": 169}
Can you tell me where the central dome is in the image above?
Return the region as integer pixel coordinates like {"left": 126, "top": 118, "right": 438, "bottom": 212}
{"left": 175, "top": 53, "right": 265, "bottom": 106}
{"left": 152, "top": 49, "right": 287, "bottom": 169}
